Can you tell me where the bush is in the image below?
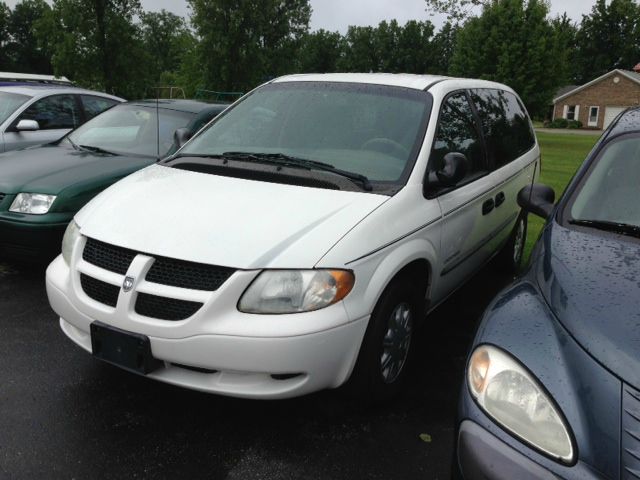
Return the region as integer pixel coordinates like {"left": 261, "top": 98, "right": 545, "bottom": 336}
{"left": 548, "top": 118, "right": 568, "bottom": 128}
{"left": 567, "top": 120, "right": 583, "bottom": 129}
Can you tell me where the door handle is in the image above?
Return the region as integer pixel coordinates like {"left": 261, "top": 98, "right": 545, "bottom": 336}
{"left": 482, "top": 198, "right": 495, "bottom": 215}
{"left": 495, "top": 192, "right": 505, "bottom": 208}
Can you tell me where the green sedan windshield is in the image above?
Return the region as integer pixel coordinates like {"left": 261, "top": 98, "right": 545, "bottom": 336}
{"left": 180, "top": 82, "right": 432, "bottom": 183}
{"left": 67, "top": 104, "right": 192, "bottom": 157}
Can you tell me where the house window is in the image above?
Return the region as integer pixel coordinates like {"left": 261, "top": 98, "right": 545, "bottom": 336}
{"left": 566, "top": 105, "right": 576, "bottom": 120}
{"left": 588, "top": 106, "right": 599, "bottom": 127}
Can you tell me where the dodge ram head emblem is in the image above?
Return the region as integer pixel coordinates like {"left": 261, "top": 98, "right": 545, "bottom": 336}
{"left": 123, "top": 276, "right": 135, "bottom": 292}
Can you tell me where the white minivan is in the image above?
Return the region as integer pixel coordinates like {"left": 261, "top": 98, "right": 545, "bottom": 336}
{"left": 46, "top": 74, "right": 539, "bottom": 401}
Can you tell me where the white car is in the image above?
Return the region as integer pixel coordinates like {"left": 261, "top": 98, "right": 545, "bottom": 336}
{"left": 46, "top": 74, "right": 540, "bottom": 401}
{"left": 0, "top": 82, "right": 123, "bottom": 152}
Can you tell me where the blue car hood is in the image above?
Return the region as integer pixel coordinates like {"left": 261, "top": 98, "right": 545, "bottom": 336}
{"left": 536, "top": 222, "right": 640, "bottom": 390}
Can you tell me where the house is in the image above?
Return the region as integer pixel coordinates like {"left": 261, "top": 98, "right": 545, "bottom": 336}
{"left": 552, "top": 64, "right": 640, "bottom": 130}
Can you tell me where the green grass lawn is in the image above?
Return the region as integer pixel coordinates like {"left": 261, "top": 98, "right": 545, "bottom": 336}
{"left": 523, "top": 132, "right": 599, "bottom": 260}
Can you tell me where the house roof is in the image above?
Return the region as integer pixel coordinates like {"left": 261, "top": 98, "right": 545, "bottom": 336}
{"left": 554, "top": 69, "right": 640, "bottom": 104}
{"left": 553, "top": 85, "right": 580, "bottom": 100}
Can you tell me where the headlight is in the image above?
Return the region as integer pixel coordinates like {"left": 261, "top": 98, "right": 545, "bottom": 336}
{"left": 238, "top": 270, "right": 355, "bottom": 314}
{"left": 468, "top": 345, "right": 574, "bottom": 463}
{"left": 10, "top": 193, "right": 57, "bottom": 214}
{"left": 61, "top": 220, "right": 81, "bottom": 266}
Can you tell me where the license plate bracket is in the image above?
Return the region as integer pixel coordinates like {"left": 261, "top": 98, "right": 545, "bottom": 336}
{"left": 90, "top": 321, "right": 162, "bottom": 375}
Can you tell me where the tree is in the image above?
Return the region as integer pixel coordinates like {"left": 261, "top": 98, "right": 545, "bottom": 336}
{"left": 574, "top": 0, "right": 640, "bottom": 83}
{"left": 0, "top": 2, "right": 11, "bottom": 70}
{"left": 550, "top": 13, "right": 578, "bottom": 85}
{"left": 424, "top": 0, "right": 490, "bottom": 23}
{"left": 140, "top": 9, "right": 195, "bottom": 85}
{"left": 430, "top": 22, "right": 458, "bottom": 74}
{"left": 188, "top": 0, "right": 312, "bottom": 92}
{"left": 340, "top": 25, "right": 378, "bottom": 72}
{"left": 450, "top": 0, "right": 566, "bottom": 117}
{"left": 39, "top": 0, "right": 149, "bottom": 98}
{"left": 297, "top": 29, "right": 344, "bottom": 73}
{"left": 7, "top": 0, "right": 52, "bottom": 74}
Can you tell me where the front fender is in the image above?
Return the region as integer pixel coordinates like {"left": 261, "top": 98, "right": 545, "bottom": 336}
{"left": 338, "top": 237, "right": 437, "bottom": 322}
{"left": 461, "top": 281, "right": 620, "bottom": 478}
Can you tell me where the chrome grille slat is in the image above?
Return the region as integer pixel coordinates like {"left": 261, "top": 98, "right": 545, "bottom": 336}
{"left": 623, "top": 385, "right": 640, "bottom": 479}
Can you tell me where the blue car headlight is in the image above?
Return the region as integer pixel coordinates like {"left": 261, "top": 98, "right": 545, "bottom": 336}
{"left": 468, "top": 345, "right": 575, "bottom": 464}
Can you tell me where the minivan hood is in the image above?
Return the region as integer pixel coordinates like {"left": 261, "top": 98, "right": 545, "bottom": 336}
{"left": 77, "top": 165, "right": 389, "bottom": 269}
{"left": 537, "top": 223, "right": 640, "bottom": 389}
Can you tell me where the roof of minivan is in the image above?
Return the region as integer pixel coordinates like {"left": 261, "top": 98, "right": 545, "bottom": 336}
{"left": 272, "top": 73, "right": 451, "bottom": 91}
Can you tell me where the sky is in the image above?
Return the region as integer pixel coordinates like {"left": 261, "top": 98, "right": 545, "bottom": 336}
{"left": 5, "top": 0, "right": 599, "bottom": 32}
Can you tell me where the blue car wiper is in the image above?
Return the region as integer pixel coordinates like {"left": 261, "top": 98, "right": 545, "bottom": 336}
{"left": 569, "top": 219, "right": 640, "bottom": 238}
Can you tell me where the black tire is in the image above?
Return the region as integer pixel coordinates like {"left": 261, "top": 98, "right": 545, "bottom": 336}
{"left": 495, "top": 211, "right": 527, "bottom": 274}
{"left": 345, "top": 278, "right": 422, "bottom": 404}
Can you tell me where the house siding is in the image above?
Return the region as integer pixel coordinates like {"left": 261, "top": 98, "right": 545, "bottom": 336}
{"left": 553, "top": 73, "right": 640, "bottom": 129}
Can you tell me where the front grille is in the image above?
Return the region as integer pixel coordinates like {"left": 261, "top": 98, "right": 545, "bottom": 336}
{"left": 135, "top": 293, "right": 203, "bottom": 321}
{"left": 146, "top": 256, "right": 234, "bottom": 291}
{"left": 622, "top": 384, "right": 640, "bottom": 479}
{"left": 83, "top": 238, "right": 235, "bottom": 291}
{"left": 80, "top": 274, "right": 119, "bottom": 307}
{"left": 83, "top": 238, "right": 136, "bottom": 275}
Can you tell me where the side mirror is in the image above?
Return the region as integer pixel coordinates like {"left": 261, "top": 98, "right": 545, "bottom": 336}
{"left": 518, "top": 183, "right": 555, "bottom": 219}
{"left": 16, "top": 119, "right": 40, "bottom": 131}
{"left": 173, "top": 127, "right": 193, "bottom": 149}
{"left": 426, "top": 152, "right": 468, "bottom": 192}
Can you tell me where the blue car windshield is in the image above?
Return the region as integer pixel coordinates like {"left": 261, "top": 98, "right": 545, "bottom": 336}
{"left": 179, "top": 82, "right": 432, "bottom": 183}
{"left": 0, "top": 91, "right": 30, "bottom": 125}
{"left": 67, "top": 104, "right": 192, "bottom": 157}
{"left": 569, "top": 135, "right": 640, "bottom": 228}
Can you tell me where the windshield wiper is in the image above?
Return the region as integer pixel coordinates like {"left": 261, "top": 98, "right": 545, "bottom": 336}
{"left": 569, "top": 219, "right": 640, "bottom": 238}
{"left": 77, "top": 144, "right": 120, "bottom": 156}
{"left": 221, "top": 152, "right": 373, "bottom": 191}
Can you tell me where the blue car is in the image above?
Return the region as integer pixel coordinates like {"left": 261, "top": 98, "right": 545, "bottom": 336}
{"left": 456, "top": 107, "right": 640, "bottom": 479}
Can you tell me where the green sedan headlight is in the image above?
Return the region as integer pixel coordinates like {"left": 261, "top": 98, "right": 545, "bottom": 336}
{"left": 9, "top": 193, "right": 57, "bottom": 214}
{"left": 61, "top": 220, "right": 81, "bottom": 266}
{"left": 468, "top": 345, "right": 575, "bottom": 464}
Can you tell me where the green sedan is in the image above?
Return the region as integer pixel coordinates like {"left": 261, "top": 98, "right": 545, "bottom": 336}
{"left": 0, "top": 99, "right": 226, "bottom": 261}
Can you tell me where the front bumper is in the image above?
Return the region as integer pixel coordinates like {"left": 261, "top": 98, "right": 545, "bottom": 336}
{"left": 46, "top": 254, "right": 370, "bottom": 399}
{"left": 0, "top": 213, "right": 70, "bottom": 261}
{"left": 456, "top": 390, "right": 606, "bottom": 480}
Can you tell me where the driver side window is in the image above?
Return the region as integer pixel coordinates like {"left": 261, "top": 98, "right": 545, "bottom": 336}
{"left": 18, "top": 94, "right": 80, "bottom": 130}
{"left": 430, "top": 91, "right": 485, "bottom": 185}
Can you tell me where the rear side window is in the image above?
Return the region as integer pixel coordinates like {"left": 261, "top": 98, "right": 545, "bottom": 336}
{"left": 430, "top": 91, "right": 486, "bottom": 184}
{"left": 470, "top": 89, "right": 535, "bottom": 169}
{"left": 19, "top": 94, "right": 80, "bottom": 130}
{"left": 81, "top": 95, "right": 119, "bottom": 121}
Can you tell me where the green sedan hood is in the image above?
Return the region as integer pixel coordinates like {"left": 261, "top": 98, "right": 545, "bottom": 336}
{"left": 0, "top": 143, "right": 155, "bottom": 213}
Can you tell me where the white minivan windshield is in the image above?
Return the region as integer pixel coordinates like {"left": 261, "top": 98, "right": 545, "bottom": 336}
{"left": 180, "top": 82, "right": 432, "bottom": 183}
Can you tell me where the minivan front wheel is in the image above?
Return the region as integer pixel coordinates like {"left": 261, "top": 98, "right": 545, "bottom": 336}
{"left": 495, "top": 212, "right": 527, "bottom": 274}
{"left": 346, "top": 279, "right": 421, "bottom": 403}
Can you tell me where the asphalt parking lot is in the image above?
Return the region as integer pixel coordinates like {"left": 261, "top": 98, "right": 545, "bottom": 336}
{"left": 0, "top": 259, "right": 512, "bottom": 480}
